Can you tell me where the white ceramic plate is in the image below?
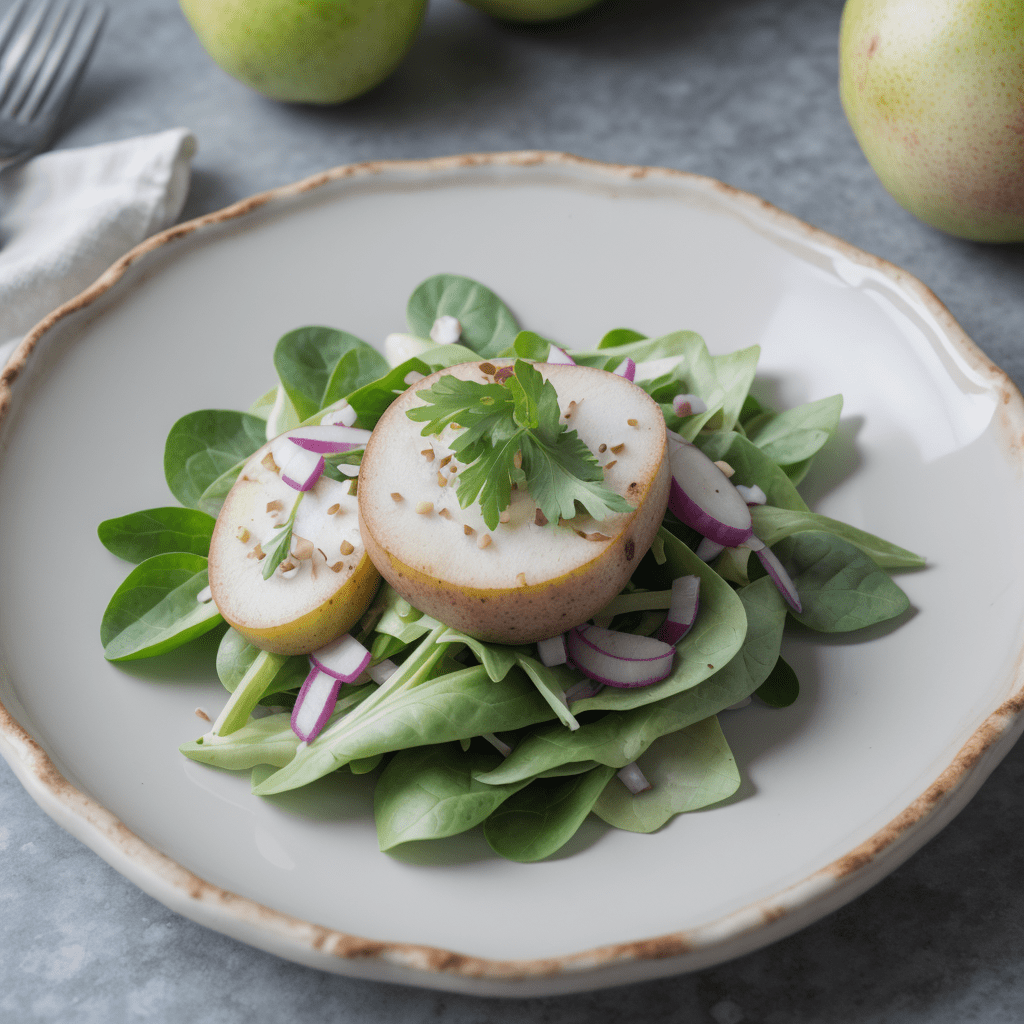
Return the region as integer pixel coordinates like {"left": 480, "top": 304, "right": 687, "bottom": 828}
{"left": 2, "top": 153, "right": 1023, "bottom": 998}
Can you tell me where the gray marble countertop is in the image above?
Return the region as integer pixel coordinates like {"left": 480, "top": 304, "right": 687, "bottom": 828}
{"left": 3, "top": 0, "right": 1023, "bottom": 1020}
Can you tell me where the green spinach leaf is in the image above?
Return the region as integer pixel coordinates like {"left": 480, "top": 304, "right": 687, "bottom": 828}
{"left": 101, "top": 553, "right": 222, "bottom": 661}
{"left": 98, "top": 507, "right": 216, "bottom": 563}
{"left": 406, "top": 274, "right": 519, "bottom": 358}
{"left": 755, "top": 656, "right": 800, "bottom": 707}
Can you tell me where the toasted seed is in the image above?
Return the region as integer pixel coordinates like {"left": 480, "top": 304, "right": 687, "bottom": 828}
{"left": 610, "top": 443, "right": 625, "bottom": 455}
{"left": 627, "top": 418, "right": 638, "bottom": 427}
{"left": 464, "top": 524, "right": 475, "bottom": 535}
{"left": 438, "top": 454, "right": 453, "bottom": 469}
{"left": 478, "top": 533, "right": 492, "bottom": 549}
{"left": 329, "top": 561, "right": 345, "bottom": 573}
{"left": 195, "top": 708, "right": 211, "bottom": 722}
{"left": 266, "top": 499, "right": 284, "bottom": 514}
{"left": 391, "top": 492, "right": 403, "bottom": 501}
{"left": 604, "top": 460, "right": 617, "bottom": 471}
{"left": 598, "top": 443, "right": 607, "bottom": 453}
{"left": 327, "top": 503, "right": 341, "bottom": 515}
{"left": 421, "top": 448, "right": 435, "bottom": 461}
{"left": 279, "top": 559, "right": 296, "bottom": 573}
{"left": 235, "top": 526, "right": 250, "bottom": 543}
{"left": 437, "top": 471, "right": 448, "bottom": 487}
{"left": 416, "top": 501, "right": 434, "bottom": 515}
{"left": 340, "top": 540, "right": 355, "bottom": 556}
{"left": 292, "top": 536, "right": 314, "bottom": 560}
{"left": 247, "top": 543, "right": 265, "bottom": 561}
{"left": 438, "top": 507, "right": 452, "bottom": 519}
{"left": 479, "top": 361, "right": 497, "bottom": 376}
{"left": 516, "top": 572, "right": 527, "bottom": 587}
{"left": 448, "top": 464, "right": 458, "bottom": 473}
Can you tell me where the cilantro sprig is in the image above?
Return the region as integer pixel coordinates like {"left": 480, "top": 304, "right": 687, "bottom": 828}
{"left": 406, "top": 360, "right": 634, "bottom": 531}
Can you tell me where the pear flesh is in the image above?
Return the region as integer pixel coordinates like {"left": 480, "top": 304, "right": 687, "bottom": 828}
{"left": 208, "top": 437, "right": 380, "bottom": 656}
{"left": 357, "top": 362, "right": 670, "bottom": 644}
{"left": 839, "top": 0, "right": 1024, "bottom": 242}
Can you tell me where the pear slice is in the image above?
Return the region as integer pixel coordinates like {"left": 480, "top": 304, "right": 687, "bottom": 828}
{"left": 357, "top": 361, "right": 670, "bottom": 644}
{"left": 208, "top": 435, "right": 380, "bottom": 655}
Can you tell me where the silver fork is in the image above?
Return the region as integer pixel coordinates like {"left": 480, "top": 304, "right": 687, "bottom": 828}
{"left": 0, "top": 0, "right": 106, "bottom": 172}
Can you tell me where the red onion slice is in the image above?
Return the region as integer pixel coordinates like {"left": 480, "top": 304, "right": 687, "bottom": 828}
{"left": 546, "top": 345, "right": 576, "bottom": 365}
{"left": 667, "top": 436, "right": 753, "bottom": 547}
{"left": 566, "top": 625, "right": 675, "bottom": 688}
{"left": 309, "top": 633, "right": 371, "bottom": 681}
{"left": 280, "top": 443, "right": 324, "bottom": 492}
{"left": 286, "top": 424, "right": 371, "bottom": 454}
{"left": 291, "top": 666, "right": 342, "bottom": 742}
{"left": 745, "top": 536, "right": 802, "bottom": 612}
{"left": 655, "top": 574, "right": 700, "bottom": 646}
{"left": 614, "top": 357, "right": 637, "bottom": 382}
{"left": 537, "top": 634, "right": 568, "bottom": 667}
{"left": 695, "top": 537, "right": 726, "bottom": 562}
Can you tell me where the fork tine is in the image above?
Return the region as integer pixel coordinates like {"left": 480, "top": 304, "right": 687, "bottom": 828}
{"left": 32, "top": 1, "right": 104, "bottom": 120}
{"left": 3, "top": 1, "right": 73, "bottom": 119}
{"left": 0, "top": 0, "right": 53, "bottom": 108}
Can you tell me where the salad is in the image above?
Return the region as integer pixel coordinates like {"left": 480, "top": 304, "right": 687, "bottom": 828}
{"left": 98, "top": 274, "right": 924, "bottom": 862}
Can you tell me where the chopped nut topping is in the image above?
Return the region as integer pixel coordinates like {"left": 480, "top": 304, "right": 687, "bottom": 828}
{"left": 477, "top": 533, "right": 492, "bottom": 549}
{"left": 339, "top": 540, "right": 355, "bottom": 556}
{"left": 610, "top": 443, "right": 625, "bottom": 455}
{"left": 438, "top": 507, "right": 452, "bottom": 519}
{"left": 266, "top": 499, "right": 284, "bottom": 514}
{"left": 391, "top": 492, "right": 403, "bottom": 501}
{"left": 534, "top": 508, "right": 548, "bottom": 527}
{"left": 247, "top": 543, "right": 265, "bottom": 561}
{"left": 463, "top": 524, "right": 475, "bottom": 535}
{"left": 421, "top": 448, "right": 435, "bottom": 462}
{"left": 195, "top": 708, "right": 211, "bottom": 722}
{"left": 438, "top": 454, "right": 453, "bottom": 468}
{"left": 604, "top": 460, "right": 618, "bottom": 470}
{"left": 437, "top": 471, "right": 448, "bottom": 487}
{"left": 416, "top": 501, "right": 434, "bottom": 515}
{"left": 448, "top": 464, "right": 458, "bottom": 474}
{"left": 235, "top": 526, "right": 250, "bottom": 543}
{"left": 499, "top": 510, "right": 511, "bottom": 524}
{"left": 327, "top": 503, "right": 341, "bottom": 516}
{"left": 627, "top": 418, "right": 638, "bottom": 427}
{"left": 279, "top": 559, "right": 297, "bottom": 573}
{"left": 329, "top": 561, "right": 345, "bottom": 573}
{"left": 598, "top": 443, "right": 607, "bottom": 453}
{"left": 479, "top": 361, "right": 497, "bottom": 376}
{"left": 292, "top": 537, "right": 314, "bottom": 560}
{"left": 516, "top": 572, "right": 527, "bottom": 587}
{"left": 714, "top": 460, "right": 736, "bottom": 478}
{"left": 261, "top": 452, "right": 279, "bottom": 473}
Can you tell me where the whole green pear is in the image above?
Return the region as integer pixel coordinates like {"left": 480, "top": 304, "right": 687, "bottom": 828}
{"left": 179, "top": 0, "right": 428, "bottom": 105}
{"left": 839, "top": 0, "right": 1024, "bottom": 242}
{"left": 457, "top": 0, "right": 605, "bottom": 22}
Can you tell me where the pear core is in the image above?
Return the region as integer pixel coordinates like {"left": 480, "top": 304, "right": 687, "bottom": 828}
{"left": 208, "top": 436, "right": 380, "bottom": 655}
{"left": 357, "top": 362, "right": 670, "bottom": 644}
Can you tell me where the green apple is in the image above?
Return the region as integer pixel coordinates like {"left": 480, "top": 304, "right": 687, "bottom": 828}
{"left": 457, "top": 0, "right": 606, "bottom": 22}
{"left": 358, "top": 361, "right": 670, "bottom": 644}
{"left": 179, "top": 0, "right": 428, "bottom": 105}
{"left": 839, "top": 0, "right": 1024, "bottom": 242}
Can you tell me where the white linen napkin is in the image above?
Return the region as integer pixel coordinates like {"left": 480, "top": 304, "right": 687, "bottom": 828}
{"left": 0, "top": 127, "right": 197, "bottom": 370}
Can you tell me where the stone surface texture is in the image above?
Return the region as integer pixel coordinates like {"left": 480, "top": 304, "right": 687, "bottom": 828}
{"left": 2, "top": 0, "right": 1023, "bottom": 1020}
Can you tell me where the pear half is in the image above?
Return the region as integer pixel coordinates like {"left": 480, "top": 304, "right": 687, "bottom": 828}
{"left": 358, "top": 362, "right": 670, "bottom": 644}
{"left": 208, "top": 436, "right": 380, "bottom": 655}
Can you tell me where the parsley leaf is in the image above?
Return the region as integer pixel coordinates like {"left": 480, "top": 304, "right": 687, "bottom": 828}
{"left": 407, "top": 361, "right": 634, "bottom": 530}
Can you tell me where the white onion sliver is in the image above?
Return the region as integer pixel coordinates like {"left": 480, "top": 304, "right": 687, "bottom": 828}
{"left": 537, "top": 634, "right": 568, "bottom": 667}
{"left": 617, "top": 762, "right": 652, "bottom": 794}
{"left": 546, "top": 344, "right": 576, "bottom": 365}
{"left": 567, "top": 625, "right": 675, "bottom": 688}
{"left": 614, "top": 357, "right": 636, "bottom": 382}
{"left": 321, "top": 403, "right": 358, "bottom": 428}
{"left": 367, "top": 659, "right": 398, "bottom": 684}
{"left": 430, "top": 315, "right": 462, "bottom": 344}
{"left": 695, "top": 537, "right": 726, "bottom": 562}
{"left": 310, "top": 633, "right": 371, "bottom": 681}
{"left": 736, "top": 483, "right": 767, "bottom": 505}
{"left": 291, "top": 666, "right": 343, "bottom": 742}
{"left": 280, "top": 443, "right": 324, "bottom": 491}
